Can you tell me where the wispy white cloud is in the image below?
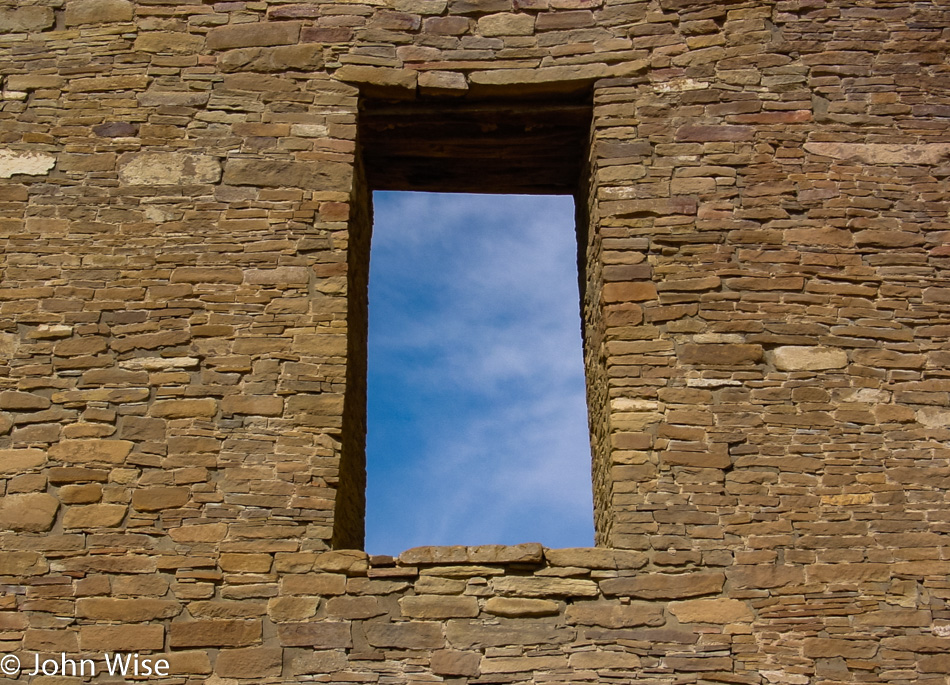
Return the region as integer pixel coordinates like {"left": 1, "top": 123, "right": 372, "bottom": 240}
{"left": 365, "top": 192, "right": 593, "bottom": 556}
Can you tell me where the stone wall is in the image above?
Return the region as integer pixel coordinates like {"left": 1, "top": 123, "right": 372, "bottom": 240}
{"left": 2, "top": 0, "right": 950, "bottom": 682}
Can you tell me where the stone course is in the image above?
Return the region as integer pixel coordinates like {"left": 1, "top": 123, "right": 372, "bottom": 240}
{"left": 2, "top": 0, "right": 950, "bottom": 682}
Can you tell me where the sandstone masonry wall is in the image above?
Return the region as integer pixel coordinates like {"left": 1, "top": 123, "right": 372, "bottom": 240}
{"left": 1, "top": 0, "right": 950, "bottom": 682}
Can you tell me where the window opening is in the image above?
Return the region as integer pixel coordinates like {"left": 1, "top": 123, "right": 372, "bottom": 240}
{"left": 366, "top": 191, "right": 593, "bottom": 556}
{"left": 346, "top": 92, "right": 597, "bottom": 554}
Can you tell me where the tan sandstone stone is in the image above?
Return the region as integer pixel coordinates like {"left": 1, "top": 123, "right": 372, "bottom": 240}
{"left": 132, "top": 487, "right": 191, "bottom": 511}
{"left": 216, "top": 647, "right": 282, "bottom": 678}
{"left": 566, "top": 601, "right": 665, "bottom": 628}
{"left": 207, "top": 21, "right": 301, "bottom": 49}
{"left": 484, "top": 597, "right": 559, "bottom": 617}
{"left": 65, "top": 0, "right": 133, "bottom": 24}
{"left": 221, "top": 396, "right": 284, "bottom": 416}
{"left": 570, "top": 650, "right": 642, "bottom": 670}
{"left": 169, "top": 523, "right": 228, "bottom": 543}
{"left": 277, "top": 622, "right": 352, "bottom": 648}
{"left": 0, "top": 493, "right": 59, "bottom": 532}
{"left": 63, "top": 504, "right": 127, "bottom": 529}
{"left": 119, "top": 152, "right": 221, "bottom": 185}
{"left": 0, "top": 551, "right": 49, "bottom": 576}
{"left": 492, "top": 576, "right": 599, "bottom": 597}
{"left": 0, "top": 6, "right": 54, "bottom": 31}
{"left": 772, "top": 346, "right": 848, "bottom": 371}
{"left": 220, "top": 553, "right": 273, "bottom": 573}
{"left": 77, "top": 597, "right": 181, "bottom": 621}
{"left": 802, "top": 638, "right": 878, "bottom": 659}
{"left": 0, "top": 150, "right": 56, "bottom": 178}
{"left": 400, "top": 595, "right": 479, "bottom": 619}
{"left": 49, "top": 439, "right": 133, "bottom": 464}
{"left": 365, "top": 622, "right": 444, "bottom": 649}
{"left": 600, "top": 572, "right": 726, "bottom": 599}
{"left": 219, "top": 44, "right": 324, "bottom": 72}
{"left": 0, "top": 448, "right": 46, "bottom": 474}
{"left": 431, "top": 649, "right": 480, "bottom": 676}
{"left": 134, "top": 32, "right": 205, "bottom": 54}
{"left": 670, "top": 598, "right": 754, "bottom": 624}
{"left": 268, "top": 596, "right": 319, "bottom": 622}
{"left": 169, "top": 620, "right": 261, "bottom": 648}
{"left": 150, "top": 399, "right": 218, "bottom": 419}
{"left": 81, "top": 625, "right": 164, "bottom": 651}
{"left": 803, "top": 142, "right": 950, "bottom": 165}
{"left": 314, "top": 550, "right": 370, "bottom": 575}
{"left": 477, "top": 12, "right": 535, "bottom": 35}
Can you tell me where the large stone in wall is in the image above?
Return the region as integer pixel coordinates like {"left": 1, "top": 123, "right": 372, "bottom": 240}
{"left": 64, "top": 0, "right": 134, "bottom": 25}
{"left": 0, "top": 333, "right": 17, "bottom": 358}
{"left": 335, "top": 65, "right": 417, "bottom": 91}
{"left": 134, "top": 32, "right": 205, "bottom": 54}
{"left": 77, "top": 598, "right": 181, "bottom": 621}
{"left": 565, "top": 601, "right": 664, "bottom": 628}
{"left": 477, "top": 12, "right": 535, "bottom": 36}
{"left": 0, "top": 448, "right": 46, "bottom": 474}
{"left": 216, "top": 647, "right": 283, "bottom": 678}
{"left": 445, "top": 620, "right": 571, "bottom": 649}
{"left": 0, "top": 6, "right": 54, "bottom": 32}
{"left": 399, "top": 596, "right": 479, "bottom": 619}
{"left": 0, "top": 493, "right": 59, "bottom": 532}
{"left": 804, "top": 142, "right": 950, "bottom": 165}
{"left": 169, "top": 620, "right": 262, "bottom": 648}
{"left": 772, "top": 346, "right": 848, "bottom": 371}
{"left": 207, "top": 21, "right": 301, "bottom": 49}
{"left": 118, "top": 153, "right": 221, "bottom": 186}
{"left": 483, "top": 598, "right": 559, "bottom": 617}
{"left": 0, "top": 551, "right": 48, "bottom": 576}
{"left": 80, "top": 625, "right": 164, "bottom": 651}
{"left": 223, "top": 159, "right": 351, "bottom": 190}
{"left": 48, "top": 439, "right": 133, "bottom": 464}
{"left": 137, "top": 90, "right": 211, "bottom": 107}
{"left": 601, "top": 571, "right": 725, "bottom": 599}
{"left": 679, "top": 344, "right": 763, "bottom": 366}
{"left": 63, "top": 504, "right": 127, "bottom": 529}
{"left": 669, "top": 598, "right": 754, "bottom": 624}
{"left": 218, "top": 44, "right": 324, "bottom": 72}
{"left": 0, "top": 150, "right": 56, "bottom": 178}
{"left": 917, "top": 408, "right": 950, "bottom": 428}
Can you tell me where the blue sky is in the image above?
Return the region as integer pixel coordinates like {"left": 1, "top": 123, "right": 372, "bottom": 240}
{"left": 365, "top": 192, "right": 594, "bottom": 556}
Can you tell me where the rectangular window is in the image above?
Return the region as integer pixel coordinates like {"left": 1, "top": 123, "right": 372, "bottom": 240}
{"left": 365, "top": 191, "right": 593, "bottom": 555}
{"left": 334, "top": 91, "right": 599, "bottom": 552}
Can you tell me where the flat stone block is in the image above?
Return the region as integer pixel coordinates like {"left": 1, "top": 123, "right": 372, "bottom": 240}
{"left": 207, "top": 21, "right": 302, "bottom": 49}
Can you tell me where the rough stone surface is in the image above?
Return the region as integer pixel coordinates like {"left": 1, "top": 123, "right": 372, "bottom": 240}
{"left": 64, "top": 0, "right": 134, "bottom": 25}
{"left": 0, "top": 494, "right": 59, "bottom": 532}
{"left": 1, "top": 2, "right": 950, "bottom": 683}
{"left": 219, "top": 44, "right": 324, "bottom": 72}
{"left": 118, "top": 153, "right": 221, "bottom": 185}
{"left": 207, "top": 22, "right": 301, "bottom": 49}
{"left": 601, "top": 573, "right": 726, "bottom": 599}
{"left": 772, "top": 346, "right": 849, "bottom": 371}
{"left": 216, "top": 647, "right": 283, "bottom": 678}
{"left": 80, "top": 625, "right": 164, "bottom": 651}
{"left": 400, "top": 595, "right": 479, "bottom": 619}
{"left": 803, "top": 142, "right": 950, "bottom": 165}
{"left": 134, "top": 32, "right": 205, "bottom": 54}
{"left": 0, "top": 6, "right": 54, "bottom": 32}
{"left": 63, "top": 504, "right": 127, "bottom": 529}
{"left": 0, "top": 448, "right": 46, "bottom": 474}
{"left": 483, "top": 597, "right": 558, "bottom": 617}
{"left": 669, "top": 599, "right": 754, "bottom": 624}
{"left": 48, "top": 439, "right": 133, "bottom": 464}
{"left": 0, "top": 150, "right": 56, "bottom": 178}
